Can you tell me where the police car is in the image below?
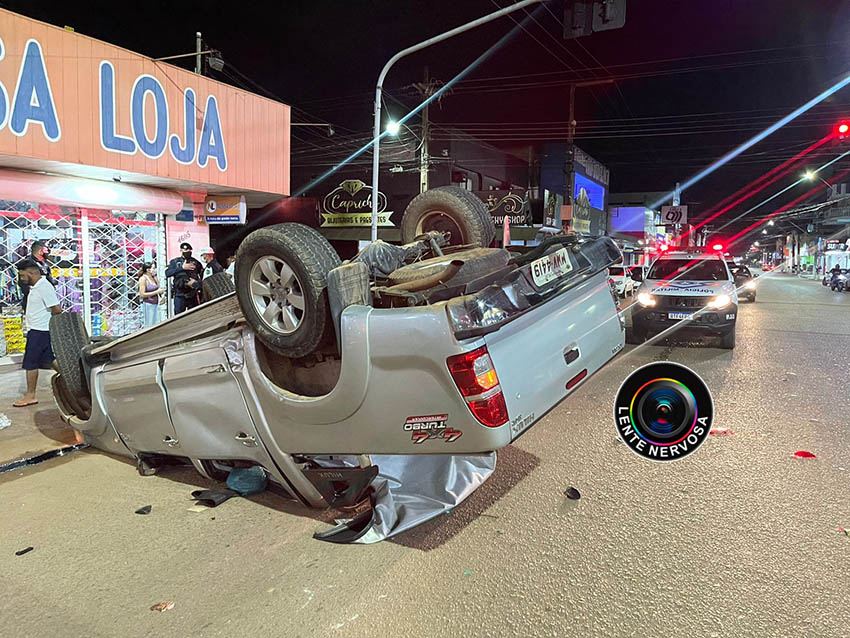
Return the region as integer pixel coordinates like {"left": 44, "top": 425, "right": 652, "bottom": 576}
{"left": 631, "top": 247, "right": 738, "bottom": 349}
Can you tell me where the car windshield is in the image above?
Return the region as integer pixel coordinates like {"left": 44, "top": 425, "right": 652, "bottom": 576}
{"left": 608, "top": 267, "right": 624, "bottom": 276}
{"left": 648, "top": 258, "right": 729, "bottom": 281}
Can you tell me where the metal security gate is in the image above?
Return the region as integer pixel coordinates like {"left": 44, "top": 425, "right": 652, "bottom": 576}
{"left": 0, "top": 201, "right": 166, "bottom": 351}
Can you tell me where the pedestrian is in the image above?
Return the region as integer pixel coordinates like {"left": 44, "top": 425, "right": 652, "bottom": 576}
{"left": 19, "top": 240, "right": 55, "bottom": 312}
{"left": 225, "top": 255, "right": 236, "bottom": 282}
{"left": 165, "top": 242, "right": 204, "bottom": 314}
{"left": 14, "top": 259, "right": 60, "bottom": 407}
{"left": 138, "top": 261, "right": 164, "bottom": 328}
{"left": 198, "top": 246, "right": 224, "bottom": 279}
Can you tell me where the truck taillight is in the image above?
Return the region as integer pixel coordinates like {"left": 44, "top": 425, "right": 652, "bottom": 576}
{"left": 447, "top": 346, "right": 509, "bottom": 428}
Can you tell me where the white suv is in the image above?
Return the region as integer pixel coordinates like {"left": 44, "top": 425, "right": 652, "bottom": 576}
{"left": 631, "top": 249, "right": 738, "bottom": 349}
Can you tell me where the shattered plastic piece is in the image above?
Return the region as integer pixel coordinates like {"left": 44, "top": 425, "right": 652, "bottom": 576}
{"left": 150, "top": 601, "right": 175, "bottom": 612}
{"left": 0, "top": 414, "right": 10, "bottom": 430}
{"left": 187, "top": 504, "right": 210, "bottom": 513}
{"left": 135, "top": 505, "right": 152, "bottom": 515}
{"left": 15, "top": 546, "right": 34, "bottom": 556}
{"left": 839, "top": 528, "right": 849, "bottom": 536}
{"left": 792, "top": 450, "right": 817, "bottom": 459}
{"left": 463, "top": 570, "right": 472, "bottom": 576}
{"left": 709, "top": 428, "right": 734, "bottom": 436}
{"left": 191, "top": 489, "right": 238, "bottom": 508}
{"left": 564, "top": 486, "right": 581, "bottom": 500}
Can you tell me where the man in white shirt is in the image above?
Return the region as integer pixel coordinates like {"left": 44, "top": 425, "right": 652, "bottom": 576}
{"left": 14, "top": 260, "right": 61, "bottom": 407}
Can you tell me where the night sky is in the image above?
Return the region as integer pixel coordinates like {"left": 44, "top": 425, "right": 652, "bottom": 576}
{"left": 6, "top": 0, "right": 850, "bottom": 229}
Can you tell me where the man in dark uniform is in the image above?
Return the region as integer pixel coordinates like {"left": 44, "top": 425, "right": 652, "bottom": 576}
{"left": 165, "top": 242, "right": 204, "bottom": 314}
{"left": 19, "top": 241, "right": 56, "bottom": 312}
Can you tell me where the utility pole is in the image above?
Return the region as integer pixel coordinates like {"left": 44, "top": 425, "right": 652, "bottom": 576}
{"left": 195, "top": 32, "right": 202, "bottom": 75}
{"left": 419, "top": 67, "right": 430, "bottom": 194}
{"left": 564, "top": 79, "right": 613, "bottom": 215}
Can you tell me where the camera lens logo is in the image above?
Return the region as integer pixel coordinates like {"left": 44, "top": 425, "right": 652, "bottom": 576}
{"left": 614, "top": 362, "right": 713, "bottom": 462}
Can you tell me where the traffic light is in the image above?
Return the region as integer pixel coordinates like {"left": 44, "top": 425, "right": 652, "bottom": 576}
{"left": 836, "top": 121, "right": 850, "bottom": 140}
{"left": 564, "top": 0, "right": 627, "bottom": 40}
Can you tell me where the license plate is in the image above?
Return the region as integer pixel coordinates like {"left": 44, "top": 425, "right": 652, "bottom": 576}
{"left": 530, "top": 248, "right": 573, "bottom": 287}
{"left": 668, "top": 311, "right": 692, "bottom": 320}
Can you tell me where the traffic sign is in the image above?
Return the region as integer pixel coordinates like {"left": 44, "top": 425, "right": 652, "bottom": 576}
{"left": 661, "top": 205, "right": 688, "bottom": 225}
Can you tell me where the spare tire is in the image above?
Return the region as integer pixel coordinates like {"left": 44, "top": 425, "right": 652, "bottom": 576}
{"left": 235, "top": 223, "right": 341, "bottom": 358}
{"left": 387, "top": 247, "right": 509, "bottom": 287}
{"left": 401, "top": 186, "right": 495, "bottom": 247}
{"left": 202, "top": 272, "right": 235, "bottom": 302}
{"left": 49, "top": 312, "right": 90, "bottom": 400}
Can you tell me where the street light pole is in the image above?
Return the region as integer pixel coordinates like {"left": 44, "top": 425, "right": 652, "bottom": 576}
{"left": 371, "top": 0, "right": 545, "bottom": 242}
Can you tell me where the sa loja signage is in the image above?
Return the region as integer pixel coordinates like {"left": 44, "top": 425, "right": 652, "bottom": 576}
{"left": 0, "top": 36, "right": 226, "bottom": 171}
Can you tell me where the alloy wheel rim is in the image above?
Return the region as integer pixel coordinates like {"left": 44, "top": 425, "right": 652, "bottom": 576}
{"left": 249, "top": 256, "right": 305, "bottom": 335}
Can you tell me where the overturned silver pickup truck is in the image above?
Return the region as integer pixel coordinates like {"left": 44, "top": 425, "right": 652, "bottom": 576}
{"left": 50, "top": 187, "right": 624, "bottom": 539}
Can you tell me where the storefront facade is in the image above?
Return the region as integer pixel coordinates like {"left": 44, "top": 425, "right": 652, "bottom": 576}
{"left": 0, "top": 10, "right": 290, "bottom": 346}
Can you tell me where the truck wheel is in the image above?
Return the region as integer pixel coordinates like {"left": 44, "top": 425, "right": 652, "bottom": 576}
{"left": 49, "top": 312, "right": 90, "bottom": 400}
{"left": 401, "top": 186, "right": 495, "bottom": 247}
{"left": 387, "top": 247, "right": 509, "bottom": 287}
{"left": 235, "top": 223, "right": 341, "bottom": 358}
{"left": 719, "top": 326, "right": 736, "bottom": 349}
{"left": 202, "top": 272, "right": 235, "bottom": 302}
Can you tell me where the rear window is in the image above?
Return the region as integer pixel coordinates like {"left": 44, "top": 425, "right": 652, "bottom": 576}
{"left": 608, "top": 267, "right": 624, "bottom": 276}
{"left": 648, "top": 258, "right": 729, "bottom": 281}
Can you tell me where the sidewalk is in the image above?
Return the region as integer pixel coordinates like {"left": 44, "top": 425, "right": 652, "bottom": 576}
{"left": 0, "top": 366, "right": 78, "bottom": 468}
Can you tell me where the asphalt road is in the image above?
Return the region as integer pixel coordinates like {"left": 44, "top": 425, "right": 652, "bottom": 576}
{"left": 2, "top": 272, "right": 850, "bottom": 638}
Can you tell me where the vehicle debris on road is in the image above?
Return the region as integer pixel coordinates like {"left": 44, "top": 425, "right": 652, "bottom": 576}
{"left": 150, "top": 601, "right": 175, "bottom": 612}
{"left": 15, "top": 546, "right": 34, "bottom": 556}
{"left": 135, "top": 505, "right": 152, "bottom": 515}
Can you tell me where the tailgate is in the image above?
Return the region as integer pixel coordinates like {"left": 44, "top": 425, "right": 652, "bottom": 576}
{"left": 482, "top": 272, "right": 623, "bottom": 440}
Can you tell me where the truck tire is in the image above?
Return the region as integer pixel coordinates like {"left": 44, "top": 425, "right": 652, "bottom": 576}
{"left": 719, "top": 326, "right": 736, "bottom": 349}
{"left": 202, "top": 272, "right": 235, "bottom": 302}
{"left": 387, "top": 247, "right": 509, "bottom": 287}
{"left": 49, "top": 312, "right": 90, "bottom": 399}
{"left": 431, "top": 186, "right": 496, "bottom": 247}
{"left": 401, "top": 186, "right": 495, "bottom": 248}
{"left": 235, "top": 223, "right": 341, "bottom": 358}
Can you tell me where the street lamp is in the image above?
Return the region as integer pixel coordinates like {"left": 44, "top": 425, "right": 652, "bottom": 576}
{"left": 385, "top": 121, "right": 400, "bottom": 136}
{"left": 804, "top": 170, "right": 834, "bottom": 191}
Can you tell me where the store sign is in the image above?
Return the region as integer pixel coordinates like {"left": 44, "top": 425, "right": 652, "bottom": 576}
{"left": 543, "top": 190, "right": 563, "bottom": 228}
{"left": 661, "top": 205, "right": 688, "bottom": 225}
{"left": 204, "top": 195, "right": 246, "bottom": 224}
{"left": 825, "top": 239, "right": 844, "bottom": 252}
{"left": 0, "top": 11, "right": 290, "bottom": 196}
{"left": 474, "top": 190, "right": 530, "bottom": 227}
{"left": 0, "top": 39, "right": 226, "bottom": 170}
{"left": 571, "top": 190, "right": 592, "bottom": 234}
{"left": 319, "top": 180, "right": 393, "bottom": 227}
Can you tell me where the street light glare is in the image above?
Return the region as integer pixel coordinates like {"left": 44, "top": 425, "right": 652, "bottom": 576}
{"left": 804, "top": 170, "right": 816, "bottom": 180}
{"left": 386, "top": 121, "right": 401, "bottom": 135}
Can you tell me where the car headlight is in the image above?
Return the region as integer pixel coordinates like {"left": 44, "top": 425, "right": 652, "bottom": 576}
{"left": 637, "top": 292, "right": 656, "bottom": 307}
{"left": 708, "top": 294, "right": 732, "bottom": 309}
{"left": 745, "top": 281, "right": 756, "bottom": 290}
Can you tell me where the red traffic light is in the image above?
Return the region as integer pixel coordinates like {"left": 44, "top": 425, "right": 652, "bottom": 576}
{"left": 840, "top": 123, "right": 849, "bottom": 134}
{"left": 836, "top": 122, "right": 850, "bottom": 139}
{"left": 712, "top": 243, "right": 724, "bottom": 251}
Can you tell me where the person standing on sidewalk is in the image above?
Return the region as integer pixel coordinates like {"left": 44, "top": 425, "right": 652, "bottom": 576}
{"left": 198, "top": 246, "right": 224, "bottom": 279}
{"left": 165, "top": 242, "right": 204, "bottom": 314}
{"left": 138, "top": 262, "right": 164, "bottom": 328}
{"left": 13, "top": 260, "right": 61, "bottom": 407}
{"left": 19, "top": 240, "right": 55, "bottom": 312}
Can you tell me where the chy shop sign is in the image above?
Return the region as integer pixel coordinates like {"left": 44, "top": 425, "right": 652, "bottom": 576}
{"left": 0, "top": 37, "right": 226, "bottom": 171}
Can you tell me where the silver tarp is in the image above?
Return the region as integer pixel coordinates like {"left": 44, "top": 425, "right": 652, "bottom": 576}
{"left": 313, "top": 452, "right": 497, "bottom": 543}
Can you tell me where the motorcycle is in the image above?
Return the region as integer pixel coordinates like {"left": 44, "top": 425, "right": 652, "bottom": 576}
{"left": 830, "top": 270, "right": 848, "bottom": 291}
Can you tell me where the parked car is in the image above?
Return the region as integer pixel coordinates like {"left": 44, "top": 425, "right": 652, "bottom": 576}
{"left": 608, "top": 265, "right": 637, "bottom": 298}
{"left": 632, "top": 248, "right": 738, "bottom": 349}
{"left": 49, "top": 186, "right": 625, "bottom": 512}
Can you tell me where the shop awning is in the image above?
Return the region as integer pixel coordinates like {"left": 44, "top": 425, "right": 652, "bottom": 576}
{"left": 0, "top": 168, "right": 184, "bottom": 214}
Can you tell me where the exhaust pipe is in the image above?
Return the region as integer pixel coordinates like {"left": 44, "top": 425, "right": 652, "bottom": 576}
{"left": 386, "top": 260, "right": 464, "bottom": 292}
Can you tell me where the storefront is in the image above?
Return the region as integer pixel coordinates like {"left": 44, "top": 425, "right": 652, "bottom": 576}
{"left": 0, "top": 10, "right": 290, "bottom": 348}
